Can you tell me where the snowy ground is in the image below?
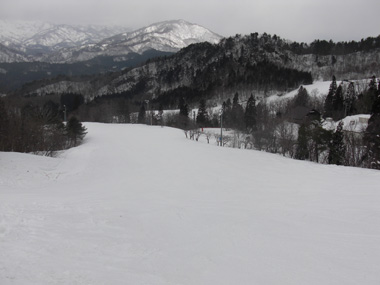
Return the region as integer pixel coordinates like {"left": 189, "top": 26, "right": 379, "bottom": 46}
{"left": 1, "top": 123, "right": 380, "bottom": 285}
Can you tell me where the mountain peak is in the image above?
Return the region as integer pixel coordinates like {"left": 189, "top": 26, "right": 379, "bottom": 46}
{"left": 104, "top": 19, "right": 222, "bottom": 55}
{"left": 135, "top": 19, "right": 221, "bottom": 41}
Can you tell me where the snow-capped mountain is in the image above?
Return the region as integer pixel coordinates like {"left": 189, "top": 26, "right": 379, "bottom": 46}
{"left": 0, "top": 43, "right": 28, "bottom": 62}
{"left": 104, "top": 19, "right": 222, "bottom": 54}
{"left": 0, "top": 20, "right": 129, "bottom": 60}
{"left": 0, "top": 20, "right": 222, "bottom": 63}
{"left": 39, "top": 20, "right": 223, "bottom": 63}
{"left": 0, "top": 20, "right": 54, "bottom": 46}
{"left": 23, "top": 24, "right": 128, "bottom": 50}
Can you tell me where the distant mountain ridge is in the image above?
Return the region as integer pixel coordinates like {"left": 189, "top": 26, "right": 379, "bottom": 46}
{"left": 0, "top": 20, "right": 222, "bottom": 63}
{"left": 37, "top": 20, "right": 223, "bottom": 63}
{"left": 0, "top": 20, "right": 129, "bottom": 61}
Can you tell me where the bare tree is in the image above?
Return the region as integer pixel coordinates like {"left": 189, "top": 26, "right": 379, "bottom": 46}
{"left": 344, "top": 122, "right": 366, "bottom": 167}
{"left": 204, "top": 131, "right": 212, "bottom": 144}
{"left": 275, "top": 122, "right": 297, "bottom": 157}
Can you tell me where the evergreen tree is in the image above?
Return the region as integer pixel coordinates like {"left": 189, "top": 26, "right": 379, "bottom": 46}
{"left": 295, "top": 123, "right": 309, "bottom": 160}
{"left": 368, "top": 76, "right": 379, "bottom": 108}
{"left": 177, "top": 97, "right": 191, "bottom": 129}
{"left": 328, "top": 121, "right": 346, "bottom": 165}
{"left": 324, "top": 75, "right": 337, "bottom": 118}
{"left": 231, "top": 92, "right": 245, "bottom": 130}
{"left": 344, "top": 82, "right": 356, "bottom": 116}
{"left": 66, "top": 116, "right": 87, "bottom": 146}
{"left": 138, "top": 103, "right": 146, "bottom": 124}
{"left": 356, "top": 77, "right": 378, "bottom": 114}
{"left": 332, "top": 84, "right": 345, "bottom": 120}
{"left": 222, "top": 98, "right": 232, "bottom": 128}
{"left": 178, "top": 97, "right": 189, "bottom": 117}
{"left": 293, "top": 86, "right": 309, "bottom": 107}
{"left": 330, "top": 75, "right": 338, "bottom": 94}
{"left": 244, "top": 94, "right": 257, "bottom": 132}
{"left": 196, "top": 99, "right": 209, "bottom": 127}
{"left": 369, "top": 75, "right": 377, "bottom": 91}
{"left": 364, "top": 92, "right": 380, "bottom": 169}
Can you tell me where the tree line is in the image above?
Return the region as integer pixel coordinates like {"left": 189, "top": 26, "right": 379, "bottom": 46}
{"left": 286, "top": 36, "right": 380, "bottom": 56}
{"left": 177, "top": 76, "right": 380, "bottom": 170}
{"left": 0, "top": 95, "right": 87, "bottom": 156}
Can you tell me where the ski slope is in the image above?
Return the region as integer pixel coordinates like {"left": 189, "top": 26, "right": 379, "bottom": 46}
{"left": 1, "top": 123, "right": 380, "bottom": 284}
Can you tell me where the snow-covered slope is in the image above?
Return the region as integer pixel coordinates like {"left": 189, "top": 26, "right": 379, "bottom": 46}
{"left": 266, "top": 78, "right": 376, "bottom": 107}
{"left": 0, "top": 20, "right": 54, "bottom": 45}
{"left": 106, "top": 19, "right": 222, "bottom": 53}
{"left": 266, "top": 81, "right": 332, "bottom": 103}
{"left": 22, "top": 24, "right": 126, "bottom": 50}
{"left": 1, "top": 123, "right": 380, "bottom": 284}
{"left": 0, "top": 43, "right": 28, "bottom": 62}
{"left": 41, "top": 20, "right": 223, "bottom": 63}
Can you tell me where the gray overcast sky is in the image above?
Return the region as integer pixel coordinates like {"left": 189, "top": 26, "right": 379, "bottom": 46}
{"left": 1, "top": 0, "right": 379, "bottom": 43}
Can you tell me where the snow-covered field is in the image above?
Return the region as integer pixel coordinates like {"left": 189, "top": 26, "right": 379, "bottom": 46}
{"left": 1, "top": 123, "right": 380, "bottom": 285}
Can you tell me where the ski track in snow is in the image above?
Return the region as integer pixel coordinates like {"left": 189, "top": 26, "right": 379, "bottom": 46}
{"left": 1, "top": 123, "right": 380, "bottom": 285}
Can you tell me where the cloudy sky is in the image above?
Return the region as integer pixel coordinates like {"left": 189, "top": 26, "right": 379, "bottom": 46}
{"left": 1, "top": 0, "right": 379, "bottom": 42}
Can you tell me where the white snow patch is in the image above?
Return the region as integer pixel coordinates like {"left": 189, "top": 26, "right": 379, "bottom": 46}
{"left": 267, "top": 81, "right": 332, "bottom": 104}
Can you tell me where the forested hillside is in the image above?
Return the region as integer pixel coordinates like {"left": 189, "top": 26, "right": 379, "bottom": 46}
{"left": 18, "top": 33, "right": 380, "bottom": 107}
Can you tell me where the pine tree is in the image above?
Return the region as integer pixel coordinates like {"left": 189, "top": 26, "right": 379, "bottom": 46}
{"left": 344, "top": 82, "right": 356, "bottom": 116}
{"left": 369, "top": 75, "right": 377, "bottom": 91}
{"left": 328, "top": 121, "right": 346, "bottom": 165}
{"left": 66, "top": 116, "right": 87, "bottom": 146}
{"left": 244, "top": 94, "right": 256, "bottom": 132}
{"left": 222, "top": 98, "right": 232, "bottom": 128}
{"left": 231, "top": 92, "right": 244, "bottom": 130}
{"left": 196, "top": 99, "right": 209, "bottom": 127}
{"left": 324, "top": 75, "right": 337, "bottom": 118}
{"left": 364, "top": 91, "right": 380, "bottom": 169}
{"left": 332, "top": 84, "right": 345, "bottom": 120}
{"left": 138, "top": 103, "right": 146, "bottom": 124}
{"left": 177, "top": 97, "right": 191, "bottom": 130}
{"left": 178, "top": 97, "right": 189, "bottom": 118}
{"left": 293, "top": 86, "right": 309, "bottom": 107}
